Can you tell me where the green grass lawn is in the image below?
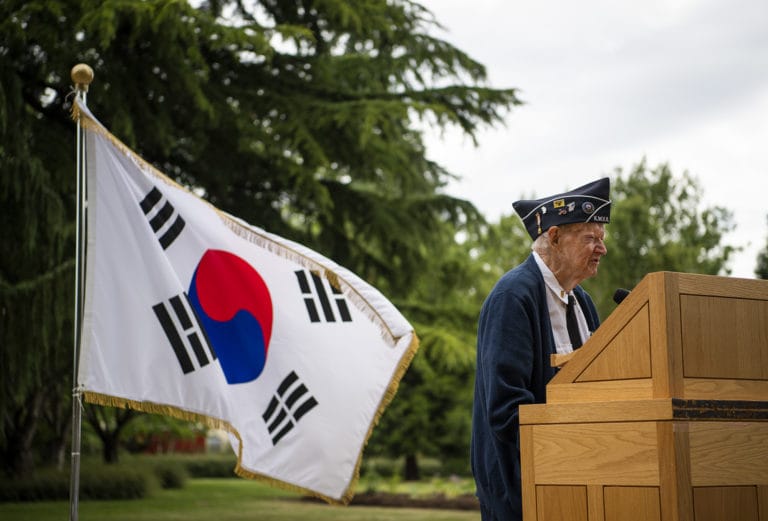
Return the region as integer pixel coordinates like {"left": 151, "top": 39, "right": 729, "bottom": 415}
{"left": 359, "top": 474, "right": 477, "bottom": 498}
{"left": 0, "top": 478, "right": 480, "bottom": 521}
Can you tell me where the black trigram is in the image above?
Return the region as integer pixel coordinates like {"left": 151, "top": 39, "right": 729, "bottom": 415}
{"left": 294, "top": 270, "right": 352, "bottom": 323}
{"left": 262, "top": 371, "right": 318, "bottom": 445}
{"left": 140, "top": 186, "right": 185, "bottom": 249}
{"left": 152, "top": 293, "right": 216, "bottom": 374}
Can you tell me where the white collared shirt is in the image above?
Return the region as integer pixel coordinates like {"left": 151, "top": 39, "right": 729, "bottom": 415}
{"left": 532, "top": 251, "right": 592, "bottom": 354}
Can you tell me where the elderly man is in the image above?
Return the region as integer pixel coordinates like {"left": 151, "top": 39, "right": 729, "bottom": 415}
{"left": 471, "top": 178, "right": 611, "bottom": 520}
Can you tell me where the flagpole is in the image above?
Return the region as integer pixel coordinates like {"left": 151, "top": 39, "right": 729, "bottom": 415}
{"left": 69, "top": 63, "right": 93, "bottom": 521}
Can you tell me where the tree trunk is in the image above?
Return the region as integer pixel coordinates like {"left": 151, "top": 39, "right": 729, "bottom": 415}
{"left": 102, "top": 433, "right": 120, "bottom": 463}
{"left": 84, "top": 405, "right": 137, "bottom": 464}
{"left": 42, "top": 390, "right": 72, "bottom": 471}
{"left": 403, "top": 453, "right": 420, "bottom": 481}
{"left": 42, "top": 418, "right": 71, "bottom": 471}
{"left": 1, "top": 391, "right": 44, "bottom": 477}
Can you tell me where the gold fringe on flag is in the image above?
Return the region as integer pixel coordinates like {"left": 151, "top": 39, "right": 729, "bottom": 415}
{"left": 82, "top": 330, "right": 419, "bottom": 506}
{"left": 342, "top": 331, "right": 420, "bottom": 503}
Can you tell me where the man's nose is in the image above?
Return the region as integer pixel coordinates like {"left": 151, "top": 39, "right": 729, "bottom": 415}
{"left": 596, "top": 240, "right": 607, "bottom": 255}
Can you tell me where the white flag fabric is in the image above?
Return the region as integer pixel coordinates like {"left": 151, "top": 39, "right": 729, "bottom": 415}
{"left": 74, "top": 100, "right": 418, "bottom": 504}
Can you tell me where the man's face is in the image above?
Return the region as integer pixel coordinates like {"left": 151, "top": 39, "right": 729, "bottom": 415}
{"left": 556, "top": 223, "right": 607, "bottom": 281}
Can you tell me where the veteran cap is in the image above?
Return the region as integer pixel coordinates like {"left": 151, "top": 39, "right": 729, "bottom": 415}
{"left": 512, "top": 177, "right": 611, "bottom": 240}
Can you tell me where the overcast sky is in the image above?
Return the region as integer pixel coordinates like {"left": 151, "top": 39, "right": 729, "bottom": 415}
{"left": 418, "top": 0, "right": 768, "bottom": 279}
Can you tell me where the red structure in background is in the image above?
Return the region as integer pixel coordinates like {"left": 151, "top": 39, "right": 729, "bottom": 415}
{"left": 143, "top": 433, "right": 206, "bottom": 454}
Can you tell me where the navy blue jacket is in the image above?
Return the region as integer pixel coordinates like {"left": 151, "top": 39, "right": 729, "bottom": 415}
{"left": 470, "top": 254, "right": 600, "bottom": 520}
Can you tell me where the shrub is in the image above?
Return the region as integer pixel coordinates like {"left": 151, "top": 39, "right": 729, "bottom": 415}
{"left": 361, "top": 458, "right": 402, "bottom": 479}
{"left": 80, "top": 466, "right": 153, "bottom": 500}
{"left": 418, "top": 458, "right": 443, "bottom": 478}
{"left": 0, "top": 470, "right": 69, "bottom": 502}
{"left": 151, "top": 460, "right": 188, "bottom": 489}
{"left": 179, "top": 455, "right": 237, "bottom": 478}
{"left": 0, "top": 464, "right": 154, "bottom": 502}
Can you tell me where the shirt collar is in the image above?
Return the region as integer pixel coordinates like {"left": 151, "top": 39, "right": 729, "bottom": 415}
{"left": 532, "top": 251, "right": 571, "bottom": 304}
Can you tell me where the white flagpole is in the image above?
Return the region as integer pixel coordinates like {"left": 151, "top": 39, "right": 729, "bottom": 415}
{"left": 69, "top": 63, "right": 93, "bottom": 521}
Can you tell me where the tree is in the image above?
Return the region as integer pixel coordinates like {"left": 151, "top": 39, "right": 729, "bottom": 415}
{"left": 756, "top": 215, "right": 768, "bottom": 279}
{"left": 0, "top": 0, "right": 520, "bottom": 474}
{"left": 0, "top": 4, "right": 75, "bottom": 474}
{"left": 467, "top": 213, "right": 533, "bottom": 291}
{"left": 581, "top": 160, "right": 738, "bottom": 318}
{"left": 365, "top": 214, "right": 531, "bottom": 479}
{"left": 364, "top": 214, "right": 481, "bottom": 479}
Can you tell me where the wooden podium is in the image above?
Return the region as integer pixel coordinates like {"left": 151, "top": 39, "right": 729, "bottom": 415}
{"left": 519, "top": 272, "right": 768, "bottom": 521}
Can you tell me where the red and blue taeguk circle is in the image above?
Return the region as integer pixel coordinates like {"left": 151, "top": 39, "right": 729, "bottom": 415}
{"left": 188, "top": 249, "right": 273, "bottom": 384}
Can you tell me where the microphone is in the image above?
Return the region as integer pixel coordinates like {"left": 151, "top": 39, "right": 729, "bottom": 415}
{"left": 613, "top": 288, "right": 630, "bottom": 305}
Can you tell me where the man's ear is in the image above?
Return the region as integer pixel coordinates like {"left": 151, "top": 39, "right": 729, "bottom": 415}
{"left": 548, "top": 226, "right": 559, "bottom": 246}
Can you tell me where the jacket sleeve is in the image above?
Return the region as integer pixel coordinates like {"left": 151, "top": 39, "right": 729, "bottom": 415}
{"left": 476, "top": 286, "right": 538, "bottom": 443}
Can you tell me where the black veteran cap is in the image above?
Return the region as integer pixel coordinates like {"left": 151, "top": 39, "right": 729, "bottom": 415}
{"left": 512, "top": 177, "right": 611, "bottom": 240}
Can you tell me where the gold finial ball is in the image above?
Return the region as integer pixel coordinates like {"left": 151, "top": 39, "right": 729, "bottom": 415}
{"left": 71, "top": 64, "right": 94, "bottom": 91}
